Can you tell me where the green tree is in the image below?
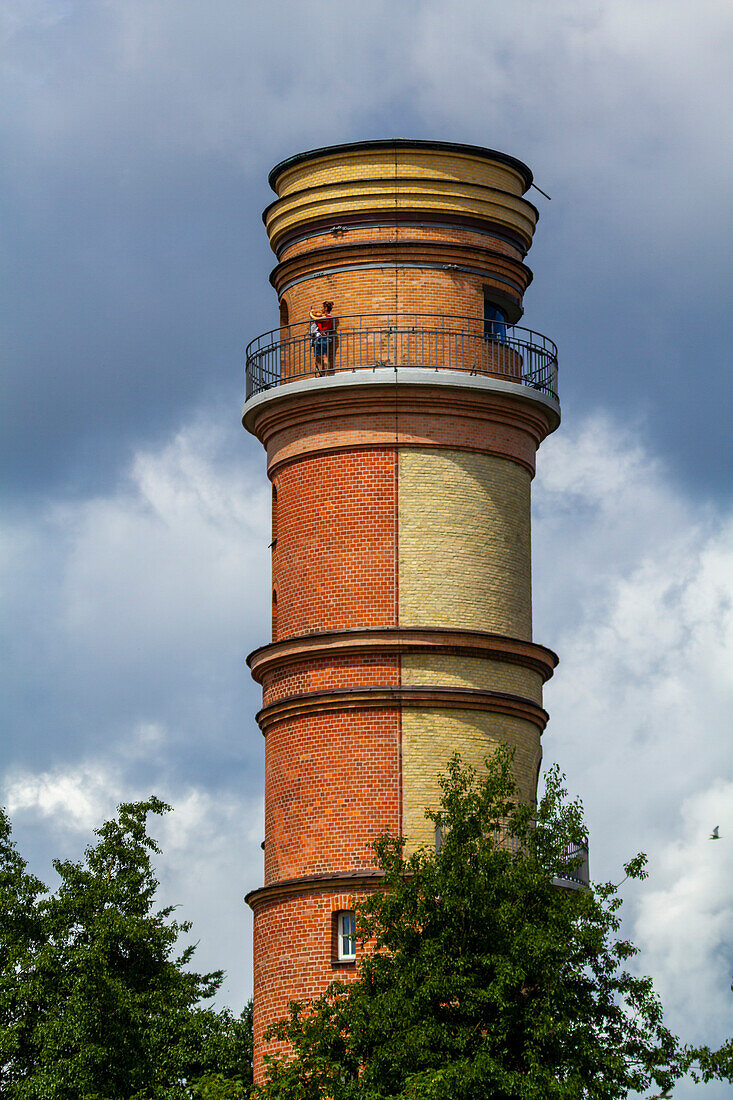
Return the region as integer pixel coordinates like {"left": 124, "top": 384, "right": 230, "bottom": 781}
{"left": 259, "top": 749, "right": 731, "bottom": 1100}
{"left": 0, "top": 808, "right": 48, "bottom": 1083}
{"left": 0, "top": 798, "right": 252, "bottom": 1100}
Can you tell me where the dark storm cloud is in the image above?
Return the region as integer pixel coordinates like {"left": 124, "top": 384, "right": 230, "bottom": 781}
{"left": 0, "top": 0, "right": 409, "bottom": 500}
{"left": 408, "top": 0, "right": 733, "bottom": 498}
{"left": 3, "top": 0, "right": 732, "bottom": 502}
{"left": 2, "top": 164, "right": 273, "bottom": 498}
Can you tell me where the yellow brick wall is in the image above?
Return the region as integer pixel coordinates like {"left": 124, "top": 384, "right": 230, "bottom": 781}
{"left": 401, "top": 653, "right": 542, "bottom": 704}
{"left": 265, "top": 178, "right": 537, "bottom": 253}
{"left": 398, "top": 449, "right": 532, "bottom": 639}
{"left": 274, "top": 149, "right": 528, "bottom": 198}
{"left": 401, "top": 708, "right": 541, "bottom": 852}
{"left": 279, "top": 224, "right": 525, "bottom": 265}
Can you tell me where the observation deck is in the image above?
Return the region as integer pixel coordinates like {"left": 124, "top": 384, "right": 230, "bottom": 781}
{"left": 245, "top": 313, "right": 559, "bottom": 405}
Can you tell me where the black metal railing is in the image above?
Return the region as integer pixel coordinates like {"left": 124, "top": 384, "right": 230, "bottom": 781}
{"left": 552, "top": 841, "right": 590, "bottom": 888}
{"left": 245, "top": 313, "right": 559, "bottom": 402}
{"left": 434, "top": 817, "right": 589, "bottom": 888}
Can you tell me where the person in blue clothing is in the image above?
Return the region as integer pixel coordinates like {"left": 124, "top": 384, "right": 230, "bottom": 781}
{"left": 309, "top": 301, "right": 337, "bottom": 374}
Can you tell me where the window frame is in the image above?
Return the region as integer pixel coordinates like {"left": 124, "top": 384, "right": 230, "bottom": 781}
{"left": 336, "top": 909, "right": 356, "bottom": 962}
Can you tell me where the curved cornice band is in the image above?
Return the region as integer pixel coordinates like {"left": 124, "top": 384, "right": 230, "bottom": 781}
{"left": 264, "top": 177, "right": 539, "bottom": 254}
{"left": 276, "top": 263, "right": 524, "bottom": 310}
{"left": 255, "top": 685, "right": 549, "bottom": 735}
{"left": 270, "top": 240, "right": 532, "bottom": 306}
{"left": 268, "top": 139, "right": 534, "bottom": 193}
{"left": 248, "top": 626, "right": 558, "bottom": 683}
{"left": 243, "top": 370, "right": 561, "bottom": 475}
{"left": 274, "top": 213, "right": 529, "bottom": 258}
{"left": 246, "top": 868, "right": 386, "bottom": 909}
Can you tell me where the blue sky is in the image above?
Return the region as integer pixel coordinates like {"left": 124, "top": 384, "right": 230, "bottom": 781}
{"left": 2, "top": 2, "right": 732, "bottom": 1093}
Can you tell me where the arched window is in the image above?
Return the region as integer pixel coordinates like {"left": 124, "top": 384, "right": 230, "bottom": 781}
{"left": 279, "top": 299, "right": 289, "bottom": 328}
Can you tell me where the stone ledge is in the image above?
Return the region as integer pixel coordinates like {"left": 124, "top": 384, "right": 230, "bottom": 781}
{"left": 243, "top": 367, "right": 560, "bottom": 436}
{"left": 248, "top": 626, "right": 558, "bottom": 683}
{"left": 255, "top": 684, "right": 549, "bottom": 735}
{"left": 245, "top": 869, "right": 385, "bottom": 910}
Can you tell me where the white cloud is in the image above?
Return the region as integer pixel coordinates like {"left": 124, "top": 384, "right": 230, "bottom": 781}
{"left": 55, "top": 419, "right": 269, "bottom": 663}
{"left": 4, "top": 740, "right": 264, "bottom": 1009}
{"left": 6, "top": 763, "right": 117, "bottom": 830}
{"left": 5, "top": 721, "right": 170, "bottom": 828}
{"left": 533, "top": 413, "right": 733, "bottom": 1087}
{"left": 535, "top": 413, "right": 733, "bottom": 832}
{"left": 1, "top": 416, "right": 269, "bottom": 767}
{"left": 2, "top": 416, "right": 269, "bottom": 1006}
{"left": 533, "top": 415, "right": 714, "bottom": 630}
{"left": 634, "top": 779, "right": 733, "bottom": 1043}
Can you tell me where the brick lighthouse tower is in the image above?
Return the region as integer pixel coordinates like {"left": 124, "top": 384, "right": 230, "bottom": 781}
{"left": 243, "top": 140, "right": 561, "bottom": 1077}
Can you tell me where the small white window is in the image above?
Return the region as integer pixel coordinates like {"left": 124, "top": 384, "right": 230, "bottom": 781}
{"left": 337, "top": 910, "right": 356, "bottom": 961}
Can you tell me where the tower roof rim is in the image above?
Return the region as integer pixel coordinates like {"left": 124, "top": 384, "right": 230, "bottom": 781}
{"left": 268, "top": 139, "right": 534, "bottom": 194}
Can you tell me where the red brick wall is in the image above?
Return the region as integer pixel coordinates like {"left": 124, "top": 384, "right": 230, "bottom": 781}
{"left": 262, "top": 653, "right": 399, "bottom": 705}
{"left": 265, "top": 406, "right": 540, "bottom": 480}
{"left": 264, "top": 707, "right": 400, "bottom": 884}
{"left": 272, "top": 235, "right": 529, "bottom": 319}
{"left": 253, "top": 886, "right": 380, "bottom": 1079}
{"left": 272, "top": 449, "right": 397, "bottom": 639}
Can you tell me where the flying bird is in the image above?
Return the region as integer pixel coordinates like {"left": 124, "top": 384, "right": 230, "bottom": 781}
{"left": 710, "top": 826, "right": 721, "bottom": 840}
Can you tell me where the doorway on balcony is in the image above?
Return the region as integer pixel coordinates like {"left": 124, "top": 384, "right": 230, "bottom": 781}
{"left": 483, "top": 294, "right": 507, "bottom": 341}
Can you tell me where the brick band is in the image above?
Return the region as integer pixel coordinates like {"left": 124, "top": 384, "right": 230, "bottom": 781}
{"left": 264, "top": 176, "right": 538, "bottom": 253}
{"left": 274, "top": 214, "right": 529, "bottom": 258}
{"left": 256, "top": 685, "right": 549, "bottom": 735}
{"left": 248, "top": 626, "right": 558, "bottom": 683}
{"left": 246, "top": 376, "right": 558, "bottom": 478}
{"left": 270, "top": 239, "right": 532, "bottom": 313}
{"left": 246, "top": 869, "right": 385, "bottom": 909}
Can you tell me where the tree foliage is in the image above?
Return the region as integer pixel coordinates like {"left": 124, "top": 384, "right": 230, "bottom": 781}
{"left": 0, "top": 797, "right": 252, "bottom": 1100}
{"left": 259, "top": 748, "right": 731, "bottom": 1100}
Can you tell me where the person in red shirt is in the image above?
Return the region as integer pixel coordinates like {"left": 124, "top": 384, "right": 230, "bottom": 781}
{"left": 309, "top": 301, "right": 337, "bottom": 375}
